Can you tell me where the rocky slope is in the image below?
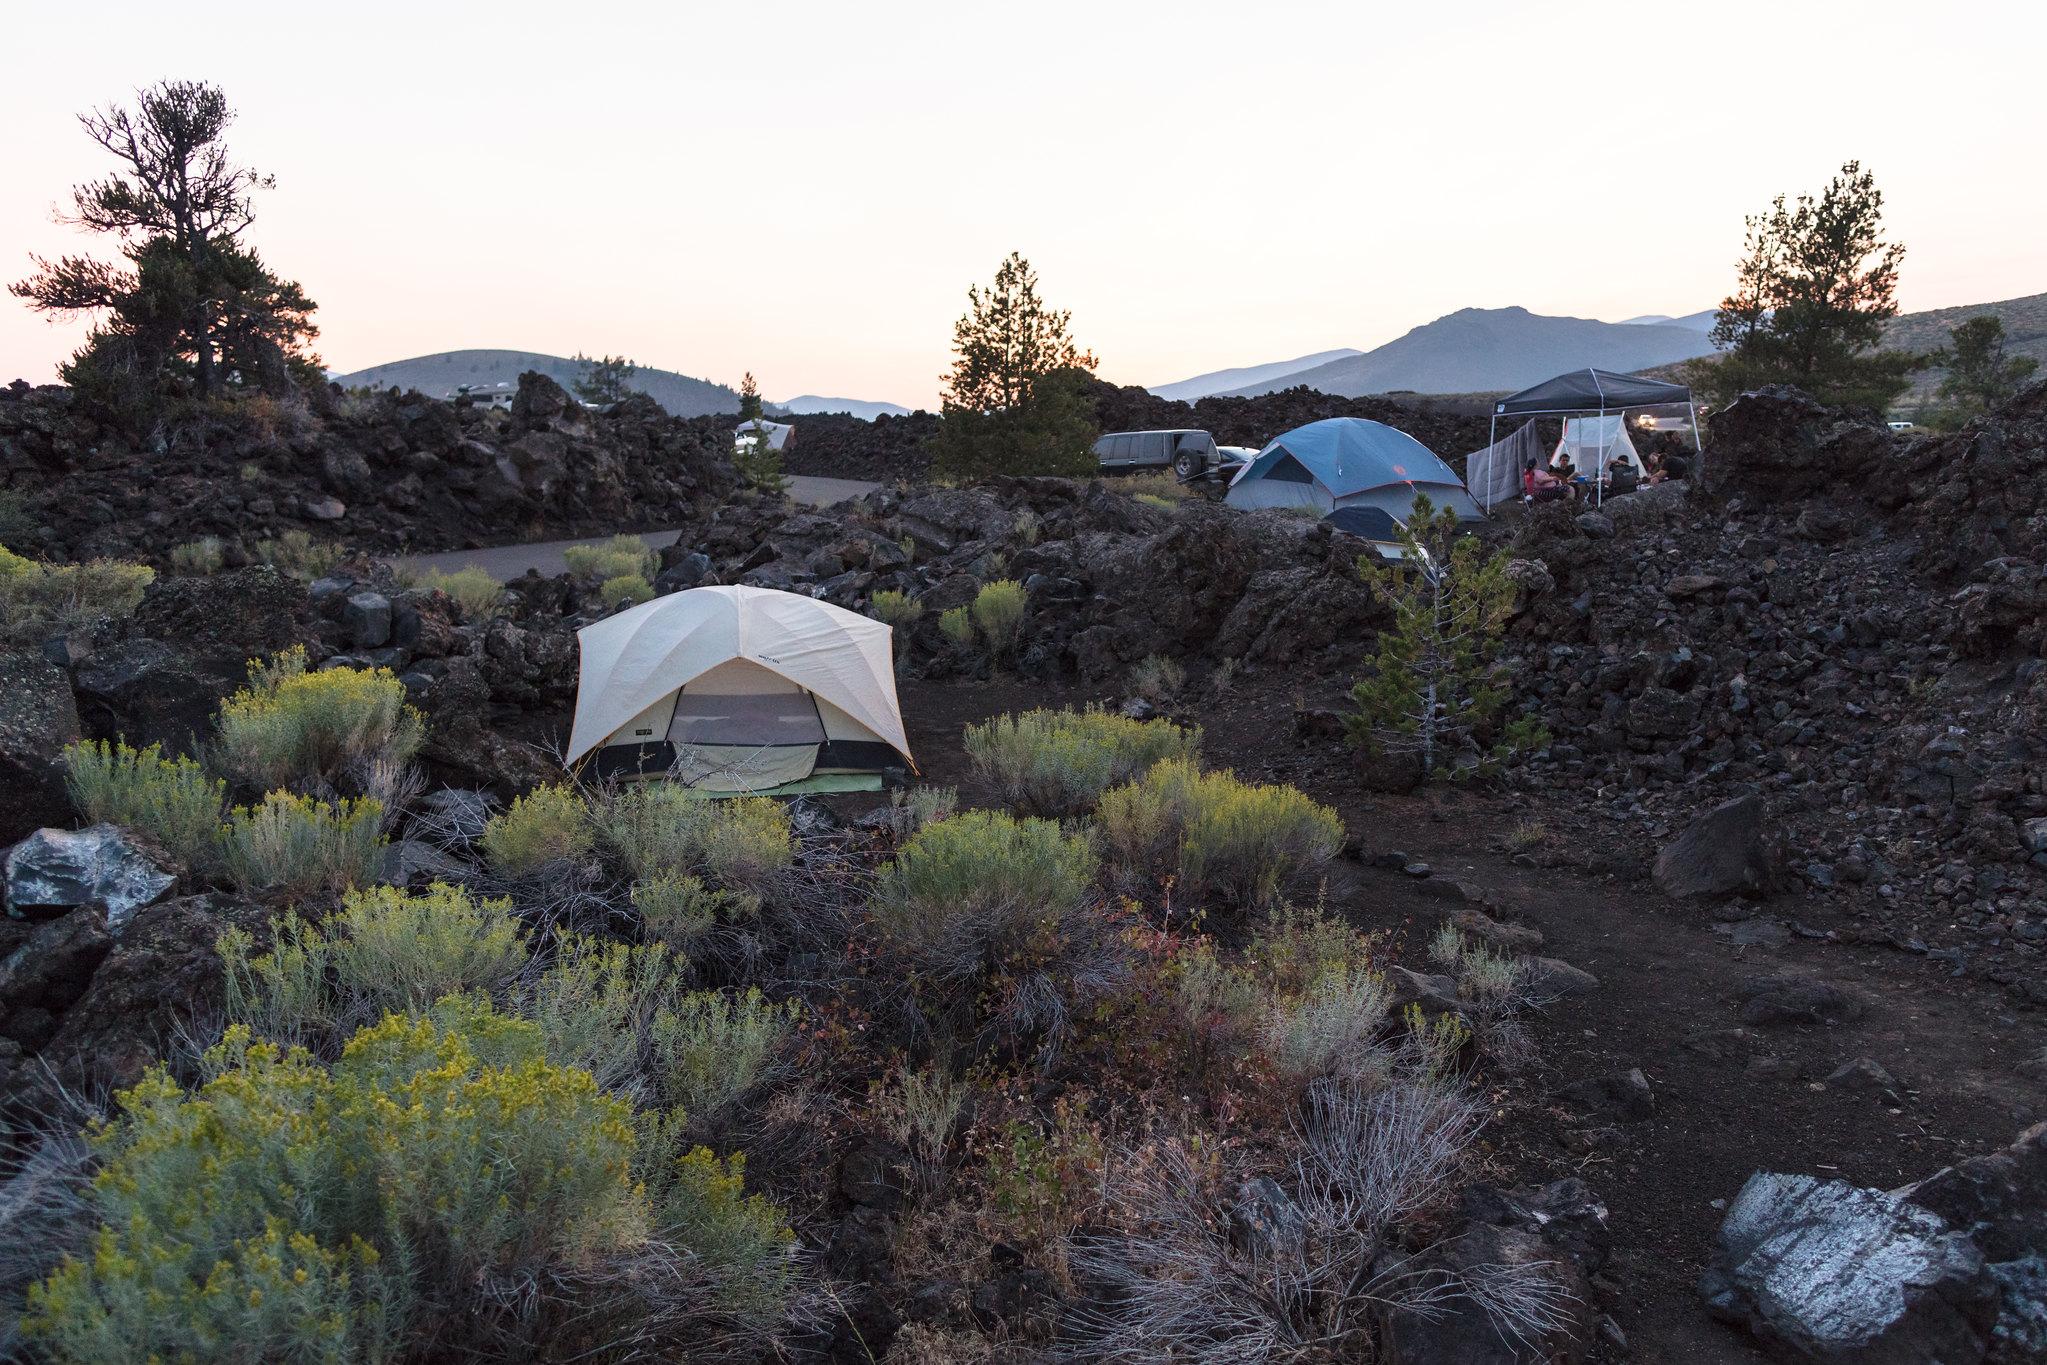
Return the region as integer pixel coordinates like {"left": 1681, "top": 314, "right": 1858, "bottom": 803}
{"left": 0, "top": 373, "right": 737, "bottom": 563}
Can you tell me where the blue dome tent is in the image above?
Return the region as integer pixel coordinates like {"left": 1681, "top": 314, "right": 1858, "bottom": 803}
{"left": 1225, "top": 418, "right": 1482, "bottom": 557}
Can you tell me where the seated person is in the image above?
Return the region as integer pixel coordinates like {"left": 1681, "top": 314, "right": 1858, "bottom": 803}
{"left": 1523, "top": 462, "right": 1570, "bottom": 503}
{"left": 1604, "top": 454, "right": 1641, "bottom": 497}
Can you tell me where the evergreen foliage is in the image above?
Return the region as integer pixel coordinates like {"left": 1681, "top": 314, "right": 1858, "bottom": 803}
{"left": 1701, "top": 160, "right": 1919, "bottom": 410}
{"left": 1345, "top": 495, "right": 1544, "bottom": 779}
{"left": 931, "top": 252, "right": 1098, "bottom": 479}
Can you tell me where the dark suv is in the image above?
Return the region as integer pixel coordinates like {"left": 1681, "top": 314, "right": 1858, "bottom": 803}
{"left": 1093, "top": 428, "right": 1220, "bottom": 479}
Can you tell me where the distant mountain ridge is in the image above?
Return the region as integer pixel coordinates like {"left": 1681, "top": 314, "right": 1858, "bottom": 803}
{"left": 334, "top": 349, "right": 739, "bottom": 418}
{"left": 775, "top": 394, "right": 914, "bottom": 420}
{"left": 1202, "top": 307, "right": 1720, "bottom": 399}
{"left": 1148, "top": 348, "right": 1362, "bottom": 402}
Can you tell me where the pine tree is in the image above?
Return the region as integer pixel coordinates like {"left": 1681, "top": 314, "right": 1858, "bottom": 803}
{"left": 1699, "top": 161, "right": 1919, "bottom": 412}
{"left": 731, "top": 371, "right": 787, "bottom": 495}
{"left": 1926, "top": 316, "right": 2038, "bottom": 427}
{"left": 931, "top": 253, "right": 1099, "bottom": 479}
{"left": 571, "top": 353, "right": 637, "bottom": 405}
{"left": 1346, "top": 495, "right": 1544, "bottom": 780}
{"left": 10, "top": 80, "right": 320, "bottom": 425}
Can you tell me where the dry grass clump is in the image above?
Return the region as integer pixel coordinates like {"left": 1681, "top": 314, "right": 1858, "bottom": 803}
{"left": 1129, "top": 653, "right": 1186, "bottom": 704}
{"left": 564, "top": 534, "right": 657, "bottom": 583}
{"left": 963, "top": 706, "right": 1201, "bottom": 819}
{"left": 0, "top": 545, "right": 154, "bottom": 644}
{"left": 412, "top": 564, "right": 505, "bottom": 619}
{"left": 253, "top": 529, "right": 341, "bottom": 581}
{"left": 1098, "top": 758, "right": 1344, "bottom": 908}
{"left": 165, "top": 537, "right": 225, "bottom": 575}
{"left": 1063, "top": 1080, "right": 1573, "bottom": 1363}
{"left": 62, "top": 740, "right": 224, "bottom": 870}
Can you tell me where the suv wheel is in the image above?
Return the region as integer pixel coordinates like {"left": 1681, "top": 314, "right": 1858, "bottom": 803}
{"left": 1172, "top": 448, "right": 1203, "bottom": 480}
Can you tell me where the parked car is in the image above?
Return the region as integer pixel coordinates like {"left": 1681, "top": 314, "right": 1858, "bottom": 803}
{"left": 1093, "top": 429, "right": 1219, "bottom": 479}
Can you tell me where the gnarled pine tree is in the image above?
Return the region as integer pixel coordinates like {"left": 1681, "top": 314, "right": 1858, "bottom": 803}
{"left": 11, "top": 81, "right": 319, "bottom": 425}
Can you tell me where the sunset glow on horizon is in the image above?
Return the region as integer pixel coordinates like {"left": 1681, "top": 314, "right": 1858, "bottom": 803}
{"left": 3, "top": 0, "right": 2041, "bottom": 408}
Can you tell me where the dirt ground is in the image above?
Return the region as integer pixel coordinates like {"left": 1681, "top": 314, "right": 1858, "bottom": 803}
{"left": 867, "top": 674, "right": 2047, "bottom": 1364}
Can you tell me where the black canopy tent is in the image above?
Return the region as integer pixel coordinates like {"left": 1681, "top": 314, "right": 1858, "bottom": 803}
{"left": 1483, "top": 367, "right": 1702, "bottom": 507}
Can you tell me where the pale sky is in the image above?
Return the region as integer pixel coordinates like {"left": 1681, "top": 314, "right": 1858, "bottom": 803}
{"left": 2, "top": 0, "right": 2041, "bottom": 408}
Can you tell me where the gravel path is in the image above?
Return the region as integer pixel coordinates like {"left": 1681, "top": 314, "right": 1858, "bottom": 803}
{"left": 390, "top": 475, "right": 877, "bottom": 581}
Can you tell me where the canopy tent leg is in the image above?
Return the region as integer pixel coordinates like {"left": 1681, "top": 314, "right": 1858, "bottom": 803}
{"left": 1687, "top": 399, "right": 1704, "bottom": 483}
{"left": 1486, "top": 413, "right": 1498, "bottom": 515}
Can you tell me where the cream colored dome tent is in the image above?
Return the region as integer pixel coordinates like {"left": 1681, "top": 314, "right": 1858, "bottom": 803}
{"left": 566, "top": 586, "right": 914, "bottom": 794}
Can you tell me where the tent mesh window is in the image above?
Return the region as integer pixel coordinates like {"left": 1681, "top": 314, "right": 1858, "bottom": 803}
{"left": 1266, "top": 453, "right": 1317, "bottom": 483}
{"left": 667, "top": 690, "right": 826, "bottom": 748}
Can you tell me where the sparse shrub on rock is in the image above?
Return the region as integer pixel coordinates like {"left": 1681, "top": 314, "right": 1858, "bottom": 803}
{"left": 970, "top": 579, "right": 1027, "bottom": 659}
{"left": 600, "top": 573, "right": 655, "bottom": 609}
{"left": 565, "top": 534, "right": 657, "bottom": 583}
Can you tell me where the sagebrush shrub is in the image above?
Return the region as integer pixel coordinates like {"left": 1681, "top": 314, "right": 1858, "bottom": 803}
{"left": 213, "top": 646, "right": 424, "bottom": 794}
{"left": 964, "top": 706, "right": 1201, "bottom": 818}
{"left": 600, "top": 573, "right": 655, "bottom": 609}
{"left": 635, "top": 1112, "right": 796, "bottom": 1313}
{"left": 651, "top": 987, "right": 800, "bottom": 1116}
{"left": 871, "top": 810, "right": 1123, "bottom": 1057}
{"left": 62, "top": 739, "right": 224, "bottom": 869}
{"left": 1261, "top": 963, "right": 1394, "bottom": 1086}
{"left": 218, "top": 791, "right": 386, "bottom": 898}
{"left": 220, "top": 884, "right": 528, "bottom": 1042}
{"left": 22, "top": 1003, "right": 646, "bottom": 1361}
{"left": 598, "top": 786, "right": 792, "bottom": 893}
{"left": 970, "top": 579, "right": 1027, "bottom": 657}
{"left": 1098, "top": 758, "right": 1343, "bottom": 907}
{"left": 874, "top": 809, "right": 1097, "bottom": 965}
{"left": 564, "top": 535, "right": 656, "bottom": 583}
{"left": 479, "top": 783, "right": 595, "bottom": 873}
{"left": 937, "top": 606, "right": 974, "bottom": 648}
{"left": 635, "top": 871, "right": 758, "bottom": 953}
{"left": 698, "top": 797, "right": 793, "bottom": 892}
{"left": 414, "top": 565, "right": 504, "bottom": 618}
{"left": 526, "top": 935, "right": 683, "bottom": 1097}
{"left": 884, "top": 785, "right": 958, "bottom": 840}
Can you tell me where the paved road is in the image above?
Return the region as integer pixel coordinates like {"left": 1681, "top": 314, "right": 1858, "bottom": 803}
{"left": 392, "top": 475, "right": 878, "bottom": 581}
